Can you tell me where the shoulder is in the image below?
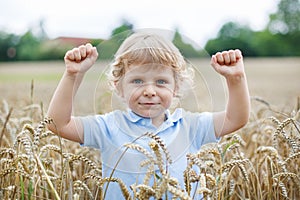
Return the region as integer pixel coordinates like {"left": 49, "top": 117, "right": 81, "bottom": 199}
{"left": 171, "top": 109, "right": 217, "bottom": 147}
{"left": 174, "top": 108, "right": 212, "bottom": 121}
{"left": 79, "top": 110, "right": 126, "bottom": 125}
{"left": 169, "top": 108, "right": 213, "bottom": 129}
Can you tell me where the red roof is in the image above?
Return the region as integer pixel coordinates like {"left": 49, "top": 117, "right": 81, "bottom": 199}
{"left": 54, "top": 37, "right": 92, "bottom": 46}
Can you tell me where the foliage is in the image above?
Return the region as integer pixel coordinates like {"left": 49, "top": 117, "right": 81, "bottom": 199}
{"left": 111, "top": 20, "right": 134, "bottom": 36}
{"left": 267, "top": 0, "right": 300, "bottom": 34}
{"left": 205, "top": 22, "right": 258, "bottom": 56}
{"left": 205, "top": 0, "right": 300, "bottom": 56}
{"left": 98, "top": 22, "right": 134, "bottom": 60}
{"left": 173, "top": 30, "right": 206, "bottom": 58}
{"left": 0, "top": 32, "right": 19, "bottom": 61}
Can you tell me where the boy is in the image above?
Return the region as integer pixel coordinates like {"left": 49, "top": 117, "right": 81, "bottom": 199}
{"left": 47, "top": 31, "right": 250, "bottom": 199}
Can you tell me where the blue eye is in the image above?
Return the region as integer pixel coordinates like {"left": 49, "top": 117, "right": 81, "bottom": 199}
{"left": 157, "top": 80, "right": 167, "bottom": 85}
{"left": 133, "top": 79, "right": 143, "bottom": 84}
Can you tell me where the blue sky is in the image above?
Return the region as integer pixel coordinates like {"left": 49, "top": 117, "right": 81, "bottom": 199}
{"left": 0, "top": 0, "right": 278, "bottom": 46}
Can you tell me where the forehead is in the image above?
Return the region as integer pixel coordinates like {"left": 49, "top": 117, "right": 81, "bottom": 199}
{"left": 125, "top": 64, "right": 174, "bottom": 76}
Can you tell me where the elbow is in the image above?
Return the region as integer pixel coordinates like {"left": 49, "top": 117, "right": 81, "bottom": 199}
{"left": 237, "top": 118, "right": 248, "bottom": 130}
{"left": 46, "top": 113, "right": 55, "bottom": 134}
{"left": 238, "top": 102, "right": 251, "bottom": 128}
{"left": 236, "top": 111, "right": 250, "bottom": 130}
{"left": 46, "top": 122, "right": 58, "bottom": 135}
{"left": 225, "top": 117, "right": 248, "bottom": 136}
{"left": 230, "top": 110, "right": 250, "bottom": 133}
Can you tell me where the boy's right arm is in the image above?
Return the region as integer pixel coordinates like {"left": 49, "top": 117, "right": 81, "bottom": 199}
{"left": 47, "top": 43, "right": 98, "bottom": 143}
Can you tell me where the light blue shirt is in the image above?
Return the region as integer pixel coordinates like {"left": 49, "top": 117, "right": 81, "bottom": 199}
{"left": 80, "top": 108, "right": 217, "bottom": 199}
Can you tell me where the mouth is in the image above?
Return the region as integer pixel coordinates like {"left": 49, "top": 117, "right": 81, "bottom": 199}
{"left": 139, "top": 102, "right": 159, "bottom": 106}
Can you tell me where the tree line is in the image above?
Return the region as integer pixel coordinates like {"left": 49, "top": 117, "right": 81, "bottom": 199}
{"left": 0, "top": 0, "right": 299, "bottom": 61}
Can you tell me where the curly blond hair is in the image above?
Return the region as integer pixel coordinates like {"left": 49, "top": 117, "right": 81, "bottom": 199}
{"left": 107, "top": 31, "right": 194, "bottom": 97}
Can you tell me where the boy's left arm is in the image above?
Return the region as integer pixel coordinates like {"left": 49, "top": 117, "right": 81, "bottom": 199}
{"left": 210, "top": 49, "right": 250, "bottom": 138}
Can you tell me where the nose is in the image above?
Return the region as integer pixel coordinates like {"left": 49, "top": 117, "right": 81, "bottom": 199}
{"left": 143, "top": 84, "right": 156, "bottom": 97}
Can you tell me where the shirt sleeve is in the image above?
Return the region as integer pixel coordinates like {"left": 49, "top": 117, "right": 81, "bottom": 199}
{"left": 79, "top": 115, "right": 105, "bottom": 149}
{"left": 195, "top": 112, "right": 219, "bottom": 149}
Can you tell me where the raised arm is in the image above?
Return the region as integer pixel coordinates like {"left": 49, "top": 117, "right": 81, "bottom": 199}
{"left": 47, "top": 43, "right": 98, "bottom": 143}
{"left": 210, "top": 49, "right": 250, "bottom": 138}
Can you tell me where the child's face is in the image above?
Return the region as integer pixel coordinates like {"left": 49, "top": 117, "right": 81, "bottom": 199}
{"left": 119, "top": 64, "right": 176, "bottom": 120}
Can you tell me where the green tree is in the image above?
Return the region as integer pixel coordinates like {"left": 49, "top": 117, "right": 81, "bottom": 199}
{"left": 205, "top": 0, "right": 300, "bottom": 57}
{"left": 205, "top": 22, "right": 258, "bottom": 56}
{"left": 98, "top": 21, "right": 134, "bottom": 59}
{"left": 0, "top": 32, "right": 19, "bottom": 61}
{"left": 172, "top": 30, "right": 205, "bottom": 58}
{"left": 111, "top": 20, "right": 133, "bottom": 36}
{"left": 268, "top": 0, "right": 300, "bottom": 34}
{"left": 251, "top": 30, "right": 292, "bottom": 56}
{"left": 16, "top": 30, "right": 41, "bottom": 60}
{"left": 266, "top": 0, "right": 300, "bottom": 56}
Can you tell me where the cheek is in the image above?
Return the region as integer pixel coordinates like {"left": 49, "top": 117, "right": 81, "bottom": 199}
{"left": 160, "top": 90, "right": 174, "bottom": 104}
{"left": 124, "top": 87, "right": 142, "bottom": 102}
{"left": 163, "top": 85, "right": 177, "bottom": 97}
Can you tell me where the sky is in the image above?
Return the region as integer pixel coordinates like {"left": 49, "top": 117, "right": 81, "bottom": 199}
{"left": 0, "top": 0, "right": 278, "bottom": 47}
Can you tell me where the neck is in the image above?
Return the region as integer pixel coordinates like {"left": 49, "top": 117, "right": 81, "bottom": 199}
{"left": 151, "top": 113, "right": 166, "bottom": 127}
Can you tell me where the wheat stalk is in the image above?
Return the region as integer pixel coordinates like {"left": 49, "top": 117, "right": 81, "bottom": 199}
{"left": 142, "top": 163, "right": 155, "bottom": 185}
{"left": 34, "top": 153, "right": 60, "bottom": 200}
{"left": 0, "top": 107, "right": 13, "bottom": 147}
{"left": 133, "top": 184, "right": 155, "bottom": 199}
{"left": 73, "top": 180, "right": 94, "bottom": 199}
{"left": 124, "top": 143, "right": 155, "bottom": 164}
{"left": 149, "top": 140, "right": 165, "bottom": 176}
{"left": 33, "top": 117, "right": 53, "bottom": 151}
{"left": 284, "top": 152, "right": 300, "bottom": 164}
{"left": 66, "top": 153, "right": 100, "bottom": 172}
{"left": 145, "top": 132, "right": 172, "bottom": 164}
{"left": 167, "top": 184, "right": 192, "bottom": 200}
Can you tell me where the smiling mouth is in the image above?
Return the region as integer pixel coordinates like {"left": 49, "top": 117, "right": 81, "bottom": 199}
{"left": 139, "top": 103, "right": 159, "bottom": 105}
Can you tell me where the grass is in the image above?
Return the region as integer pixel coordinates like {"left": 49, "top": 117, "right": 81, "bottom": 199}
{"left": 0, "top": 73, "right": 61, "bottom": 82}
{"left": 1, "top": 58, "right": 299, "bottom": 113}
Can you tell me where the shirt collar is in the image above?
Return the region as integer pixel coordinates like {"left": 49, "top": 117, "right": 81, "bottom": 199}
{"left": 166, "top": 108, "right": 185, "bottom": 124}
{"left": 126, "top": 109, "right": 143, "bottom": 122}
{"left": 125, "top": 108, "right": 183, "bottom": 123}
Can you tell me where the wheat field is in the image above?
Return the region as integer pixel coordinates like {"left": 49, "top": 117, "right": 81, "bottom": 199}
{"left": 0, "top": 58, "right": 299, "bottom": 199}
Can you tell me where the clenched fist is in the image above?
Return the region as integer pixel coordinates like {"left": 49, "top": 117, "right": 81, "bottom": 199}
{"left": 64, "top": 43, "right": 99, "bottom": 74}
{"left": 210, "top": 49, "right": 245, "bottom": 78}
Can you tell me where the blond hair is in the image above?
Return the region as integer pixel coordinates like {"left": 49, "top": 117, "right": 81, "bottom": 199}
{"left": 107, "top": 32, "right": 194, "bottom": 97}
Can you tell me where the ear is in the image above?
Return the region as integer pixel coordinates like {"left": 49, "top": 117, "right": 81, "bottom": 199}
{"left": 114, "top": 81, "right": 124, "bottom": 97}
{"left": 173, "top": 84, "right": 179, "bottom": 97}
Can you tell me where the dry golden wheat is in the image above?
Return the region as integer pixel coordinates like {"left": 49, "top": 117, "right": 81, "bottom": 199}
{"left": 0, "top": 96, "right": 299, "bottom": 199}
